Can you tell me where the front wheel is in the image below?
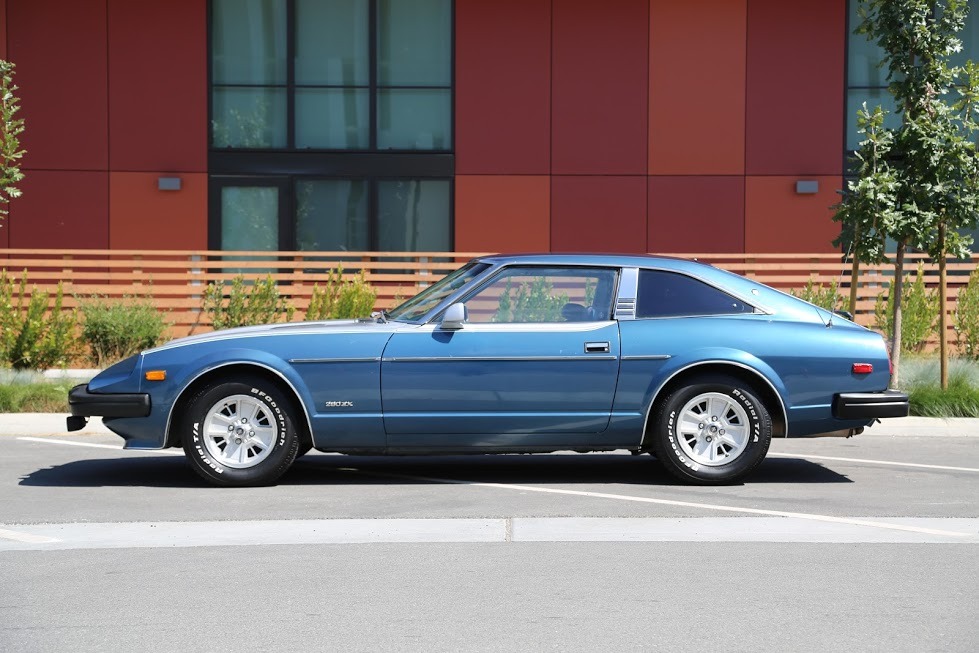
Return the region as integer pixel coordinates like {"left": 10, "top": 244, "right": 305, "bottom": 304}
{"left": 180, "top": 376, "right": 299, "bottom": 487}
{"left": 651, "top": 375, "right": 772, "bottom": 485}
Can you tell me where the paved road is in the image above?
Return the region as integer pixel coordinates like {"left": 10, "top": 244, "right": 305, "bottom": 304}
{"left": 1, "top": 426, "right": 977, "bottom": 652}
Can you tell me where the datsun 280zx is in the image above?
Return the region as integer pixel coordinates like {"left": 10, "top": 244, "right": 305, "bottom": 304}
{"left": 67, "top": 254, "right": 909, "bottom": 486}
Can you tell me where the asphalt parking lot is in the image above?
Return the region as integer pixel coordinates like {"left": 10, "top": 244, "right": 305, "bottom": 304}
{"left": 2, "top": 420, "right": 977, "bottom": 652}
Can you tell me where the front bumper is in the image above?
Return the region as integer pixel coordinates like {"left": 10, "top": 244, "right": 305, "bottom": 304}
{"left": 832, "top": 390, "right": 909, "bottom": 420}
{"left": 67, "top": 384, "right": 151, "bottom": 430}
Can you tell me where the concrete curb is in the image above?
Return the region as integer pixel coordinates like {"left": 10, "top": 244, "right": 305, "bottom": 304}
{"left": 0, "top": 414, "right": 976, "bottom": 438}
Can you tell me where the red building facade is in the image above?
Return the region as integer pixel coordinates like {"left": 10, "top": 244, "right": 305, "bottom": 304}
{"left": 1, "top": 0, "right": 849, "bottom": 254}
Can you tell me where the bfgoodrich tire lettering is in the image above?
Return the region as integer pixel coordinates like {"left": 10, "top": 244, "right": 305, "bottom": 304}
{"left": 180, "top": 375, "right": 299, "bottom": 487}
{"left": 651, "top": 374, "right": 772, "bottom": 485}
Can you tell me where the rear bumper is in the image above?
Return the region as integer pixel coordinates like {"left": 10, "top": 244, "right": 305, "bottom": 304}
{"left": 68, "top": 384, "right": 151, "bottom": 419}
{"left": 832, "top": 390, "right": 909, "bottom": 420}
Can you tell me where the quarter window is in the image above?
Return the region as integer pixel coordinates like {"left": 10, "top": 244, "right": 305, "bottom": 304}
{"left": 636, "top": 270, "right": 753, "bottom": 318}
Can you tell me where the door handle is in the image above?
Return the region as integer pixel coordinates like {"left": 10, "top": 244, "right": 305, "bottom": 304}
{"left": 584, "top": 341, "right": 610, "bottom": 354}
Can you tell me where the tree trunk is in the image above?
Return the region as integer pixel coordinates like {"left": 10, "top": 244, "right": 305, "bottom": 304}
{"left": 939, "top": 222, "right": 949, "bottom": 390}
{"left": 890, "top": 242, "right": 907, "bottom": 388}
{"left": 849, "top": 257, "right": 860, "bottom": 316}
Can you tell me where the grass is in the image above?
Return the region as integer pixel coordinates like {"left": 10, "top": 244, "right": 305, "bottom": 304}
{"left": 898, "top": 357, "right": 979, "bottom": 418}
{"left": 0, "top": 370, "right": 93, "bottom": 413}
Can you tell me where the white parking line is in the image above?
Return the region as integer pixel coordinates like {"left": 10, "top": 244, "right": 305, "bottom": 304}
{"left": 339, "top": 468, "right": 974, "bottom": 538}
{"left": 17, "top": 437, "right": 183, "bottom": 454}
{"left": 1, "top": 518, "right": 977, "bottom": 551}
{"left": 767, "top": 452, "right": 979, "bottom": 473}
{"left": 0, "top": 528, "right": 60, "bottom": 544}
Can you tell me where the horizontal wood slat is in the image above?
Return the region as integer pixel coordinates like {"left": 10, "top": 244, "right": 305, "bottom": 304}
{"left": 2, "top": 250, "right": 976, "bottom": 342}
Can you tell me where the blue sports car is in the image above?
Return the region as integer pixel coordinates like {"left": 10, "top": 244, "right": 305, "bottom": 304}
{"left": 68, "top": 254, "right": 909, "bottom": 486}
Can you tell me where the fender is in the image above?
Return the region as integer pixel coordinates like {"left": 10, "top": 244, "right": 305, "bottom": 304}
{"left": 158, "top": 348, "right": 316, "bottom": 450}
{"left": 638, "top": 348, "right": 790, "bottom": 446}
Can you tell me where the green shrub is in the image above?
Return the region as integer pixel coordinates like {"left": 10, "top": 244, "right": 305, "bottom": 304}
{"left": 305, "top": 267, "right": 377, "bottom": 320}
{"left": 954, "top": 266, "right": 979, "bottom": 359}
{"left": 0, "top": 380, "right": 75, "bottom": 413}
{"left": 201, "top": 274, "right": 295, "bottom": 331}
{"left": 80, "top": 296, "right": 169, "bottom": 367}
{"left": 790, "top": 277, "right": 843, "bottom": 312}
{"left": 874, "top": 263, "right": 939, "bottom": 353}
{"left": 0, "top": 270, "right": 78, "bottom": 370}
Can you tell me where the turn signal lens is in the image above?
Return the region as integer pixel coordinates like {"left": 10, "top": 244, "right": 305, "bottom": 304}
{"left": 145, "top": 370, "right": 167, "bottom": 382}
{"left": 852, "top": 363, "right": 873, "bottom": 374}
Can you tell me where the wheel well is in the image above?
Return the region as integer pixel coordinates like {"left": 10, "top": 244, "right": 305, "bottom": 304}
{"left": 165, "top": 364, "right": 313, "bottom": 448}
{"left": 640, "top": 363, "right": 786, "bottom": 450}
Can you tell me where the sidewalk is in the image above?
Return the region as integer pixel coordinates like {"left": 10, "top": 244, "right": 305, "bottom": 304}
{"left": 0, "top": 414, "right": 976, "bottom": 438}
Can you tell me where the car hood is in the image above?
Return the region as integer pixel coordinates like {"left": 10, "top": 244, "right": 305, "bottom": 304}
{"left": 143, "top": 318, "right": 411, "bottom": 354}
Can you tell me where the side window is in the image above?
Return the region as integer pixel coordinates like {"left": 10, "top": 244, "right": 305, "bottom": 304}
{"left": 636, "top": 270, "right": 753, "bottom": 318}
{"left": 463, "top": 267, "right": 618, "bottom": 323}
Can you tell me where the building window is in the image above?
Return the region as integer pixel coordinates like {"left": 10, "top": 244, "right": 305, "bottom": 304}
{"left": 209, "top": 0, "right": 454, "bottom": 252}
{"left": 211, "top": 0, "right": 451, "bottom": 151}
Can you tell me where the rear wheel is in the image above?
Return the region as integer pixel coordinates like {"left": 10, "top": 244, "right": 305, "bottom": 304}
{"left": 651, "top": 375, "right": 772, "bottom": 485}
{"left": 180, "top": 376, "right": 299, "bottom": 487}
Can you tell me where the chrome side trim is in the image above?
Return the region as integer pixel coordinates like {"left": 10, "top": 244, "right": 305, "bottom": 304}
{"left": 614, "top": 268, "right": 639, "bottom": 320}
{"left": 638, "top": 360, "right": 789, "bottom": 449}
{"left": 288, "top": 357, "right": 381, "bottom": 364}
{"left": 621, "top": 354, "right": 672, "bottom": 361}
{"left": 382, "top": 355, "right": 618, "bottom": 363}
{"left": 163, "top": 361, "right": 315, "bottom": 450}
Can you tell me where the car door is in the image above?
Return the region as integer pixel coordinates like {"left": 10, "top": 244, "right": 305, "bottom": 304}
{"left": 381, "top": 266, "right": 621, "bottom": 447}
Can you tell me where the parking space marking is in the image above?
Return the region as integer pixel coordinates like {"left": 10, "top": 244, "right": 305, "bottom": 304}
{"left": 339, "top": 468, "right": 974, "bottom": 538}
{"left": 0, "top": 528, "right": 60, "bottom": 544}
{"left": 17, "top": 437, "right": 183, "bottom": 454}
{"left": 1, "top": 518, "right": 976, "bottom": 551}
{"left": 767, "top": 452, "right": 979, "bottom": 473}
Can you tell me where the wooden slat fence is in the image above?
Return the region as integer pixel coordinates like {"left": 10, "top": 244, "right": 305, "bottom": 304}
{"left": 1, "top": 249, "right": 976, "bottom": 344}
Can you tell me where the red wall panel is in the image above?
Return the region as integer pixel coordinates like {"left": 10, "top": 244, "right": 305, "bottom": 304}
{"left": 551, "top": 176, "right": 646, "bottom": 253}
{"left": 1, "top": 0, "right": 7, "bottom": 59}
{"left": 108, "top": 0, "right": 207, "bottom": 172}
{"left": 455, "top": 176, "right": 550, "bottom": 253}
{"left": 456, "top": 0, "right": 550, "bottom": 175}
{"left": 110, "top": 172, "right": 207, "bottom": 249}
{"left": 648, "top": 177, "right": 744, "bottom": 253}
{"left": 744, "top": 176, "right": 841, "bottom": 252}
{"left": 8, "top": 0, "right": 108, "bottom": 171}
{"left": 649, "top": 1, "right": 745, "bottom": 175}
{"left": 552, "top": 0, "right": 648, "bottom": 175}
{"left": 745, "top": 0, "right": 845, "bottom": 175}
{"left": 8, "top": 171, "right": 109, "bottom": 248}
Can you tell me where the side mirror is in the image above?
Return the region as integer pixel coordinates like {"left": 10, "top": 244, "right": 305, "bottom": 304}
{"left": 440, "top": 303, "right": 467, "bottom": 330}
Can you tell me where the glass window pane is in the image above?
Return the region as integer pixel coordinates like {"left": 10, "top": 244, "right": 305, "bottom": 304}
{"left": 377, "top": 180, "right": 450, "bottom": 251}
{"left": 296, "top": 89, "right": 369, "bottom": 149}
{"left": 846, "top": 89, "right": 900, "bottom": 151}
{"left": 212, "top": 0, "right": 286, "bottom": 84}
{"left": 636, "top": 270, "right": 753, "bottom": 318}
{"left": 377, "top": 89, "right": 451, "bottom": 150}
{"left": 212, "top": 87, "right": 287, "bottom": 148}
{"left": 296, "top": 180, "right": 369, "bottom": 251}
{"left": 847, "top": 0, "right": 889, "bottom": 88}
{"left": 377, "top": 0, "right": 451, "bottom": 85}
{"left": 463, "top": 268, "right": 618, "bottom": 324}
{"left": 949, "top": 3, "right": 979, "bottom": 70}
{"left": 296, "top": 0, "right": 369, "bottom": 85}
{"left": 221, "top": 186, "right": 279, "bottom": 251}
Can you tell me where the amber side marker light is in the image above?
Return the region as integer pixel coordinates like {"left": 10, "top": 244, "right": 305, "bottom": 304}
{"left": 145, "top": 370, "right": 167, "bottom": 382}
{"left": 852, "top": 363, "right": 873, "bottom": 374}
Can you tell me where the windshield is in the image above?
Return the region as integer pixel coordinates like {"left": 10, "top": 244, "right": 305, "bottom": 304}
{"left": 386, "top": 260, "right": 491, "bottom": 322}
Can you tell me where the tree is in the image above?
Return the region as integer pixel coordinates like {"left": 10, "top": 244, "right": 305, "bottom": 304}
{"left": 0, "top": 60, "right": 26, "bottom": 222}
{"left": 838, "top": 0, "right": 979, "bottom": 387}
